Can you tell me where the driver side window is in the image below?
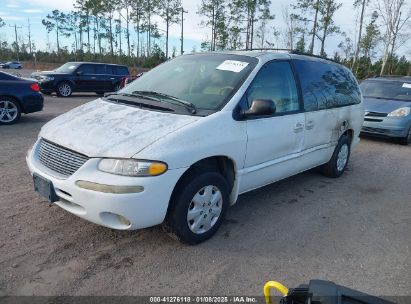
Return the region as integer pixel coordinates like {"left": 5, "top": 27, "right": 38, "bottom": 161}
{"left": 246, "top": 61, "right": 299, "bottom": 114}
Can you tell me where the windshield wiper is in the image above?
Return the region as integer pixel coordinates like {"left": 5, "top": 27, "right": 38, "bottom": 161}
{"left": 132, "top": 90, "right": 197, "bottom": 114}
{"left": 104, "top": 92, "right": 162, "bottom": 102}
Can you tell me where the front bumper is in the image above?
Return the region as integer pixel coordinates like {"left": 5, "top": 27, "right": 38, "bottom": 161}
{"left": 26, "top": 140, "right": 187, "bottom": 230}
{"left": 39, "top": 81, "right": 55, "bottom": 92}
{"left": 361, "top": 116, "right": 410, "bottom": 138}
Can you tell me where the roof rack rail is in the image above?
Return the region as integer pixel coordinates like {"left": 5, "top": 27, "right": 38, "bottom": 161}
{"left": 243, "top": 48, "right": 340, "bottom": 63}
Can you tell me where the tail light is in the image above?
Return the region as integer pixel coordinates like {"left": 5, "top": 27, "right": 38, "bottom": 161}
{"left": 30, "top": 83, "right": 40, "bottom": 92}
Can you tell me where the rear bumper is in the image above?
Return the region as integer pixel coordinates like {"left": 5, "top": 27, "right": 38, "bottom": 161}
{"left": 362, "top": 116, "right": 410, "bottom": 138}
{"left": 21, "top": 93, "right": 44, "bottom": 114}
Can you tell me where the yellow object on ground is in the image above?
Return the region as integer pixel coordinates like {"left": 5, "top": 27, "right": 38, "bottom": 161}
{"left": 264, "top": 281, "right": 289, "bottom": 304}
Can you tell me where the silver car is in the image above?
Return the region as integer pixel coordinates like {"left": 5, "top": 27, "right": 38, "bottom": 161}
{"left": 361, "top": 76, "right": 411, "bottom": 145}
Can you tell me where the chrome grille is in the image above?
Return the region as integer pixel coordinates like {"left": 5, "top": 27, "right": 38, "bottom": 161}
{"left": 37, "top": 139, "right": 88, "bottom": 177}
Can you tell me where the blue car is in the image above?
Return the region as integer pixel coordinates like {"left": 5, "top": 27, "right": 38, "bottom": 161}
{"left": 0, "top": 71, "right": 43, "bottom": 124}
{"left": 360, "top": 76, "right": 411, "bottom": 145}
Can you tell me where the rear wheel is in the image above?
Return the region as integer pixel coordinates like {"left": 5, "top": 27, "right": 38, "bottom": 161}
{"left": 321, "top": 135, "right": 350, "bottom": 178}
{"left": 56, "top": 82, "right": 72, "bottom": 97}
{"left": 163, "top": 171, "right": 229, "bottom": 244}
{"left": 0, "top": 97, "right": 21, "bottom": 125}
{"left": 399, "top": 127, "right": 411, "bottom": 145}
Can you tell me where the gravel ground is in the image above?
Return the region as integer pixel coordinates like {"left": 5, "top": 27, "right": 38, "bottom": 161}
{"left": 0, "top": 90, "right": 410, "bottom": 298}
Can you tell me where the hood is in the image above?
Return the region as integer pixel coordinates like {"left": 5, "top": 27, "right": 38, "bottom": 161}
{"left": 31, "top": 71, "right": 65, "bottom": 77}
{"left": 363, "top": 97, "right": 410, "bottom": 114}
{"left": 40, "top": 99, "right": 200, "bottom": 158}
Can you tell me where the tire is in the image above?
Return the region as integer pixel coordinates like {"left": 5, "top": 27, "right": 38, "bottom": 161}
{"left": 56, "top": 82, "right": 73, "bottom": 97}
{"left": 0, "top": 97, "right": 21, "bottom": 125}
{"left": 399, "top": 127, "right": 411, "bottom": 145}
{"left": 163, "top": 170, "right": 230, "bottom": 245}
{"left": 321, "top": 135, "right": 351, "bottom": 178}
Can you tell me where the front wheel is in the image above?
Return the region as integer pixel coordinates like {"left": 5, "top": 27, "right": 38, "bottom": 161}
{"left": 163, "top": 171, "right": 229, "bottom": 244}
{"left": 399, "top": 127, "right": 411, "bottom": 145}
{"left": 56, "top": 82, "right": 72, "bottom": 97}
{"left": 321, "top": 135, "right": 351, "bottom": 178}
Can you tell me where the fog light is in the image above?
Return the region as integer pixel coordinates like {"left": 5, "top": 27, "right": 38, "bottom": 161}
{"left": 75, "top": 180, "right": 144, "bottom": 194}
{"left": 117, "top": 215, "right": 131, "bottom": 226}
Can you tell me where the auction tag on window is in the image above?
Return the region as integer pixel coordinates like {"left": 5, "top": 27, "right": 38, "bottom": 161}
{"left": 216, "top": 60, "right": 249, "bottom": 73}
{"left": 402, "top": 83, "right": 411, "bottom": 89}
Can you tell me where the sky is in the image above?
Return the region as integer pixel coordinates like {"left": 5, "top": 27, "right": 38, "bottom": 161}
{"left": 0, "top": 0, "right": 410, "bottom": 59}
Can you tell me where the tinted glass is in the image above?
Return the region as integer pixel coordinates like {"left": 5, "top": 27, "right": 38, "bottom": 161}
{"left": 77, "top": 64, "right": 95, "bottom": 74}
{"left": 246, "top": 61, "right": 299, "bottom": 114}
{"left": 106, "top": 65, "right": 114, "bottom": 74}
{"left": 294, "top": 59, "right": 361, "bottom": 111}
{"left": 122, "top": 53, "right": 258, "bottom": 110}
{"left": 114, "top": 66, "right": 129, "bottom": 75}
{"left": 360, "top": 80, "right": 411, "bottom": 101}
{"left": 94, "top": 65, "right": 106, "bottom": 74}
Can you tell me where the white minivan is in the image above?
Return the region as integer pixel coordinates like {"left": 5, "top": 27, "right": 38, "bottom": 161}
{"left": 27, "top": 51, "right": 364, "bottom": 244}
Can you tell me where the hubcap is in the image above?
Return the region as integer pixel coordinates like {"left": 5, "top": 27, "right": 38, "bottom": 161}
{"left": 0, "top": 100, "right": 18, "bottom": 123}
{"left": 59, "top": 83, "right": 71, "bottom": 96}
{"left": 337, "top": 144, "right": 349, "bottom": 172}
{"left": 187, "top": 185, "right": 223, "bottom": 234}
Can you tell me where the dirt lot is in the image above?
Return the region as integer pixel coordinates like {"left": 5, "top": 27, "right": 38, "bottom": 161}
{"left": 0, "top": 91, "right": 410, "bottom": 298}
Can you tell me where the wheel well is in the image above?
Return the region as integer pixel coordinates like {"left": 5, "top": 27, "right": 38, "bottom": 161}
{"left": 0, "top": 95, "right": 22, "bottom": 111}
{"left": 343, "top": 129, "right": 354, "bottom": 144}
{"left": 171, "top": 156, "right": 236, "bottom": 201}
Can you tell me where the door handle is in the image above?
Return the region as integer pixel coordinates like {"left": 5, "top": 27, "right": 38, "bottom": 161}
{"left": 294, "top": 123, "right": 304, "bottom": 133}
{"left": 306, "top": 120, "right": 315, "bottom": 130}
{"left": 91, "top": 77, "right": 96, "bottom": 79}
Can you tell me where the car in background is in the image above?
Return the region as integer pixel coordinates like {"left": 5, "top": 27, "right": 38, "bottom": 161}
{"left": 2, "top": 61, "right": 22, "bottom": 69}
{"left": 360, "top": 76, "right": 411, "bottom": 145}
{"left": 31, "top": 62, "right": 130, "bottom": 97}
{"left": 119, "top": 73, "right": 144, "bottom": 89}
{"left": 0, "top": 71, "right": 43, "bottom": 125}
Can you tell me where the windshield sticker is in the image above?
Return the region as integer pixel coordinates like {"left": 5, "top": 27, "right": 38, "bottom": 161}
{"left": 216, "top": 60, "right": 249, "bottom": 73}
{"left": 402, "top": 83, "right": 411, "bottom": 89}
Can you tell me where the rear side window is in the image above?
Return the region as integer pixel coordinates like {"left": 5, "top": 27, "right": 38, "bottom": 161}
{"left": 106, "top": 65, "right": 114, "bottom": 74}
{"left": 293, "top": 60, "right": 361, "bottom": 111}
{"left": 245, "top": 61, "right": 299, "bottom": 114}
{"left": 114, "top": 66, "right": 129, "bottom": 75}
{"left": 94, "top": 65, "right": 106, "bottom": 74}
{"left": 76, "top": 64, "right": 95, "bottom": 74}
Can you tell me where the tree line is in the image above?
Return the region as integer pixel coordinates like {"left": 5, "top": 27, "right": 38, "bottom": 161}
{"left": 0, "top": 0, "right": 410, "bottom": 78}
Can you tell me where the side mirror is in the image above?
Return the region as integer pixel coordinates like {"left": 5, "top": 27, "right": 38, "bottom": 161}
{"left": 243, "top": 99, "right": 276, "bottom": 117}
{"left": 76, "top": 71, "right": 83, "bottom": 76}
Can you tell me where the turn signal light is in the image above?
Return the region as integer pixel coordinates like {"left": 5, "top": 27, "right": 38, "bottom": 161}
{"left": 30, "top": 83, "right": 40, "bottom": 92}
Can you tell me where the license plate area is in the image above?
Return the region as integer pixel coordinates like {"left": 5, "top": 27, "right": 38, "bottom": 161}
{"left": 33, "top": 174, "right": 59, "bottom": 203}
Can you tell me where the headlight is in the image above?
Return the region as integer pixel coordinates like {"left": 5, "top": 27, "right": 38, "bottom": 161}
{"left": 40, "top": 76, "right": 54, "bottom": 81}
{"left": 98, "top": 159, "right": 167, "bottom": 177}
{"left": 388, "top": 107, "right": 410, "bottom": 117}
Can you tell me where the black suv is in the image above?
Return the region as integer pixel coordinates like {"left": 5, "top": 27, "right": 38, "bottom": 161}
{"left": 31, "top": 62, "right": 129, "bottom": 97}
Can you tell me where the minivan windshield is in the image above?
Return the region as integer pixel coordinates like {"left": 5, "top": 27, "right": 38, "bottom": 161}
{"left": 360, "top": 80, "right": 411, "bottom": 101}
{"left": 55, "top": 62, "right": 80, "bottom": 73}
{"left": 121, "top": 53, "right": 258, "bottom": 110}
